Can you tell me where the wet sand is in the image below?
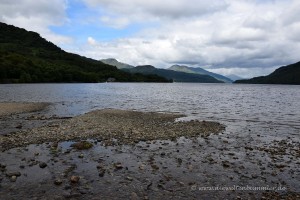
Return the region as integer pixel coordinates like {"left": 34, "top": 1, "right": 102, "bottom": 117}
{"left": 0, "top": 102, "right": 67, "bottom": 135}
{"left": 0, "top": 105, "right": 299, "bottom": 199}
{"left": 0, "top": 102, "right": 49, "bottom": 117}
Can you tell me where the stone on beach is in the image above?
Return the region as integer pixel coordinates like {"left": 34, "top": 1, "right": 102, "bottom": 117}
{"left": 70, "top": 175, "right": 80, "bottom": 183}
{"left": 6, "top": 171, "right": 21, "bottom": 177}
{"left": 54, "top": 179, "right": 63, "bottom": 185}
{"left": 71, "top": 141, "right": 93, "bottom": 150}
{"left": 39, "top": 162, "right": 48, "bottom": 168}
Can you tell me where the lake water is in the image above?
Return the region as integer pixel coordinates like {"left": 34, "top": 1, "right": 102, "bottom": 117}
{"left": 0, "top": 83, "right": 299, "bottom": 130}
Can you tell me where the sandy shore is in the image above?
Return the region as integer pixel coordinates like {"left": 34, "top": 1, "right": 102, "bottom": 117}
{"left": 0, "top": 102, "right": 53, "bottom": 135}
{"left": 0, "top": 102, "right": 50, "bottom": 117}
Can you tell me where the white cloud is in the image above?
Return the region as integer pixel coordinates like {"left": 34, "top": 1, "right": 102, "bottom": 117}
{"left": 84, "top": 0, "right": 227, "bottom": 20}
{"left": 209, "top": 66, "right": 279, "bottom": 79}
{"left": 0, "top": 0, "right": 72, "bottom": 45}
{"left": 87, "top": 37, "right": 97, "bottom": 45}
{"left": 100, "top": 16, "right": 130, "bottom": 29}
{"left": 75, "top": 0, "right": 300, "bottom": 78}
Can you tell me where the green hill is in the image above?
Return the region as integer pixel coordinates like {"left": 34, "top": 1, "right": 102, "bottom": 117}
{"left": 0, "top": 22, "right": 169, "bottom": 83}
{"left": 123, "top": 65, "right": 223, "bottom": 83}
{"left": 100, "top": 58, "right": 134, "bottom": 69}
{"left": 168, "top": 65, "right": 233, "bottom": 83}
{"left": 235, "top": 61, "right": 300, "bottom": 85}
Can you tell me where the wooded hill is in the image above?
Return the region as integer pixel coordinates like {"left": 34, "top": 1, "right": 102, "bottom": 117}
{"left": 235, "top": 61, "right": 300, "bottom": 85}
{"left": 0, "top": 22, "right": 170, "bottom": 83}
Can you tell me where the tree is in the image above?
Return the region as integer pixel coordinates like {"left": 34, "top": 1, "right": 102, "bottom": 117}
{"left": 19, "top": 71, "right": 32, "bottom": 83}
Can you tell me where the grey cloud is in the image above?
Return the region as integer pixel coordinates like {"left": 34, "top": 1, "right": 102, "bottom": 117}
{"left": 212, "top": 28, "right": 267, "bottom": 46}
{"left": 281, "top": 1, "right": 300, "bottom": 26}
{"left": 243, "top": 16, "right": 275, "bottom": 30}
{"left": 0, "top": 0, "right": 71, "bottom": 44}
{"left": 0, "top": 0, "right": 66, "bottom": 23}
{"left": 143, "top": 1, "right": 227, "bottom": 19}
{"left": 169, "top": 61, "right": 200, "bottom": 66}
{"left": 231, "top": 42, "right": 255, "bottom": 50}
{"left": 84, "top": 0, "right": 228, "bottom": 20}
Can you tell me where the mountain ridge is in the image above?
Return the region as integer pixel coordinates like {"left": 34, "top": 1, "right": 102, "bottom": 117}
{"left": 123, "top": 65, "right": 223, "bottom": 83}
{"left": 168, "top": 65, "right": 233, "bottom": 83}
{"left": 100, "top": 58, "right": 134, "bottom": 69}
{"left": 234, "top": 61, "right": 300, "bottom": 85}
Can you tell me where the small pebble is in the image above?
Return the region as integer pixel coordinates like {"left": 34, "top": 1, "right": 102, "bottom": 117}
{"left": 39, "top": 162, "right": 47, "bottom": 168}
{"left": 70, "top": 176, "right": 80, "bottom": 183}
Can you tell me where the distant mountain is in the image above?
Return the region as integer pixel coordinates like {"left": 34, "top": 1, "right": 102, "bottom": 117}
{"left": 0, "top": 22, "right": 170, "bottom": 83}
{"left": 235, "top": 61, "right": 300, "bottom": 85}
{"left": 227, "top": 74, "right": 243, "bottom": 81}
{"left": 100, "top": 58, "right": 134, "bottom": 69}
{"left": 123, "top": 65, "right": 223, "bottom": 83}
{"left": 168, "top": 65, "right": 233, "bottom": 83}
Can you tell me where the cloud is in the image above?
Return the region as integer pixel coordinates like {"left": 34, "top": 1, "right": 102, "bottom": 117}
{"left": 74, "top": 0, "right": 300, "bottom": 78}
{"left": 87, "top": 37, "right": 97, "bottom": 45}
{"left": 84, "top": 0, "right": 228, "bottom": 20}
{"left": 0, "top": 0, "right": 72, "bottom": 45}
{"left": 209, "top": 66, "right": 279, "bottom": 79}
{"left": 100, "top": 16, "right": 130, "bottom": 29}
{"left": 287, "top": 22, "right": 300, "bottom": 42}
{"left": 281, "top": 0, "right": 300, "bottom": 26}
{"left": 1, "top": 0, "right": 300, "bottom": 78}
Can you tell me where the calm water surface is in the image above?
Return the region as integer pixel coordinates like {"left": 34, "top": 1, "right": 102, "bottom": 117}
{"left": 0, "top": 83, "right": 299, "bottom": 130}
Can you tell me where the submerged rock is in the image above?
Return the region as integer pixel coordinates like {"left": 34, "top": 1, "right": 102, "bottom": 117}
{"left": 114, "top": 163, "right": 123, "bottom": 170}
{"left": 70, "top": 176, "right": 80, "bottom": 183}
{"left": 78, "top": 154, "right": 84, "bottom": 158}
{"left": 6, "top": 171, "right": 21, "bottom": 177}
{"left": 54, "top": 179, "right": 63, "bottom": 185}
{"left": 15, "top": 124, "right": 22, "bottom": 129}
{"left": 222, "top": 161, "right": 230, "bottom": 168}
{"left": 98, "top": 169, "right": 106, "bottom": 177}
{"left": 10, "top": 176, "right": 17, "bottom": 182}
{"left": 0, "top": 164, "right": 6, "bottom": 172}
{"left": 71, "top": 141, "right": 93, "bottom": 150}
{"left": 39, "top": 162, "right": 47, "bottom": 168}
{"left": 131, "top": 192, "right": 138, "bottom": 200}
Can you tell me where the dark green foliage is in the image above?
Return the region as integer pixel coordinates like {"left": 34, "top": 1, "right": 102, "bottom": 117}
{"left": 235, "top": 62, "right": 300, "bottom": 85}
{"left": 0, "top": 22, "right": 170, "bottom": 83}
{"left": 123, "top": 65, "right": 223, "bottom": 83}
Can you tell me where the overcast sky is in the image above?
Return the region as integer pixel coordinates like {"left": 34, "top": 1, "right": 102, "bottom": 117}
{"left": 1, "top": 0, "right": 300, "bottom": 78}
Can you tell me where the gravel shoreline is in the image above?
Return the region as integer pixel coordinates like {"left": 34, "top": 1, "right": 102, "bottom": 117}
{"left": 0, "top": 107, "right": 299, "bottom": 199}
{"left": 0, "top": 109, "right": 225, "bottom": 151}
